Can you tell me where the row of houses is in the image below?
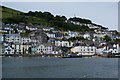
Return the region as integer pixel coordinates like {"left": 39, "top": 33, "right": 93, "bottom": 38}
{"left": 0, "top": 34, "right": 62, "bottom": 55}
{"left": 1, "top": 34, "right": 120, "bottom": 56}
{"left": 45, "top": 30, "right": 120, "bottom": 41}
{"left": 1, "top": 34, "right": 39, "bottom": 44}
{"left": 0, "top": 23, "right": 120, "bottom": 56}
{"left": 70, "top": 41, "right": 120, "bottom": 56}
{"left": 66, "top": 20, "right": 104, "bottom": 30}
{"left": 2, "top": 42, "right": 57, "bottom": 55}
{"left": 2, "top": 23, "right": 120, "bottom": 41}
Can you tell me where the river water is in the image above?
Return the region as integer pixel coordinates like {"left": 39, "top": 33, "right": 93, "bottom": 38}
{"left": 2, "top": 57, "right": 118, "bottom": 78}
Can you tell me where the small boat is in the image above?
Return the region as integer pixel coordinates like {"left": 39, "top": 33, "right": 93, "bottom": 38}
{"left": 60, "top": 54, "right": 82, "bottom": 58}
{"left": 19, "top": 56, "right": 23, "bottom": 57}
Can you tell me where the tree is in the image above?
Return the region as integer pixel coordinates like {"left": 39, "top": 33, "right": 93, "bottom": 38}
{"left": 62, "top": 37, "right": 68, "bottom": 41}
{"left": 28, "top": 47, "right": 32, "bottom": 54}
{"left": 103, "top": 35, "right": 112, "bottom": 42}
{"left": 76, "top": 36, "right": 87, "bottom": 41}
{"left": 68, "top": 37, "right": 76, "bottom": 41}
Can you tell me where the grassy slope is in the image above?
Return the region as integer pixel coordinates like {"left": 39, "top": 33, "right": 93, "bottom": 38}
{"left": 1, "top": 6, "right": 24, "bottom": 19}
{"left": 1, "top": 6, "right": 48, "bottom": 26}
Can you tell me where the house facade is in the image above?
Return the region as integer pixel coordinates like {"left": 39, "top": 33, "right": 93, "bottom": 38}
{"left": 32, "top": 43, "right": 53, "bottom": 54}
{"left": 3, "top": 34, "right": 21, "bottom": 43}
{"left": 71, "top": 42, "right": 96, "bottom": 56}
{"left": 55, "top": 40, "right": 73, "bottom": 47}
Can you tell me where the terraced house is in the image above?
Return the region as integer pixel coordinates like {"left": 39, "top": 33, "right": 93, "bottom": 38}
{"left": 31, "top": 43, "right": 53, "bottom": 54}
{"left": 71, "top": 42, "right": 96, "bottom": 56}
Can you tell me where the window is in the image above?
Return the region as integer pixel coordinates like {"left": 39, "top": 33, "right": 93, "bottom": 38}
{"left": 88, "top": 49, "right": 89, "bottom": 51}
{"left": 91, "top": 49, "right": 93, "bottom": 51}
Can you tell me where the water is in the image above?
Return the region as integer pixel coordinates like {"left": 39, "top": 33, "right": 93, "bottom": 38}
{"left": 2, "top": 57, "right": 118, "bottom": 78}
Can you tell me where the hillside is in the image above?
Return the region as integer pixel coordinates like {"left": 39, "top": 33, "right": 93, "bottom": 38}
{"left": 1, "top": 6, "right": 24, "bottom": 19}
{"left": 1, "top": 6, "right": 108, "bottom": 32}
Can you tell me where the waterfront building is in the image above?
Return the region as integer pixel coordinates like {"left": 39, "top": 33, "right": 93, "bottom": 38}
{"left": 32, "top": 43, "right": 53, "bottom": 54}
{"left": 2, "top": 42, "right": 14, "bottom": 54}
{"left": 11, "top": 43, "right": 23, "bottom": 54}
{"left": 101, "top": 42, "right": 120, "bottom": 54}
{"left": 21, "top": 43, "right": 32, "bottom": 54}
{"left": 71, "top": 42, "right": 96, "bottom": 56}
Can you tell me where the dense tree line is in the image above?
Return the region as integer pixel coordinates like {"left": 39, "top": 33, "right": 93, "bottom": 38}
{"left": 2, "top": 10, "right": 104, "bottom": 32}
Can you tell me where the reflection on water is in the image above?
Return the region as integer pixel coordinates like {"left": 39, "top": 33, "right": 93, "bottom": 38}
{"left": 2, "top": 57, "right": 118, "bottom": 78}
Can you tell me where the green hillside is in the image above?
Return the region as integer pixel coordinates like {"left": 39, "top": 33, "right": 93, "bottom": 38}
{"left": 1, "top": 6, "right": 24, "bottom": 19}
{"left": 1, "top": 5, "right": 108, "bottom": 32}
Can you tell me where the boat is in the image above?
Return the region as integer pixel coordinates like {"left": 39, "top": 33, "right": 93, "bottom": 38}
{"left": 60, "top": 54, "right": 82, "bottom": 58}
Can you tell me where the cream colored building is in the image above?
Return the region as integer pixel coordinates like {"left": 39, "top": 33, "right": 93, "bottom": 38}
{"left": 71, "top": 43, "right": 96, "bottom": 56}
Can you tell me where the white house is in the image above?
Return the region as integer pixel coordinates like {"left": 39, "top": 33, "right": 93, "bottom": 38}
{"left": 102, "top": 42, "right": 120, "bottom": 54}
{"left": 11, "top": 43, "right": 23, "bottom": 54}
{"left": 2, "top": 42, "right": 14, "bottom": 54}
{"left": 83, "top": 33, "right": 93, "bottom": 40}
{"left": 71, "top": 42, "right": 96, "bottom": 56}
{"left": 88, "top": 24, "right": 100, "bottom": 29}
{"left": 96, "top": 42, "right": 120, "bottom": 56}
{"left": 43, "top": 27, "right": 54, "bottom": 31}
{"left": 67, "top": 31, "right": 76, "bottom": 38}
{"left": 46, "top": 32, "right": 55, "bottom": 38}
{"left": 26, "top": 26, "right": 38, "bottom": 31}
{"left": 32, "top": 43, "right": 53, "bottom": 54}
{"left": 2, "top": 41, "right": 32, "bottom": 54}
{"left": 55, "top": 40, "right": 73, "bottom": 47}
{"left": 21, "top": 37, "right": 31, "bottom": 44}
{"left": 4, "top": 34, "right": 21, "bottom": 43}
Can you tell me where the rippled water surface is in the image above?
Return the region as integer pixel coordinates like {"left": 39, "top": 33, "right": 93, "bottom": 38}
{"left": 2, "top": 57, "right": 118, "bottom": 78}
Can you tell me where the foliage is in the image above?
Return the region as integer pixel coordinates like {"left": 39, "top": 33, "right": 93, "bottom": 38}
{"left": 28, "top": 47, "right": 32, "bottom": 54}
{"left": 62, "top": 37, "right": 68, "bottom": 41}
{"left": 113, "top": 39, "right": 120, "bottom": 42}
{"left": 103, "top": 35, "right": 112, "bottom": 42}
{"left": 2, "top": 6, "right": 106, "bottom": 32}
{"left": 68, "top": 36, "right": 87, "bottom": 41}
{"left": 20, "top": 30, "right": 31, "bottom": 37}
{"left": 2, "top": 6, "right": 24, "bottom": 19}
